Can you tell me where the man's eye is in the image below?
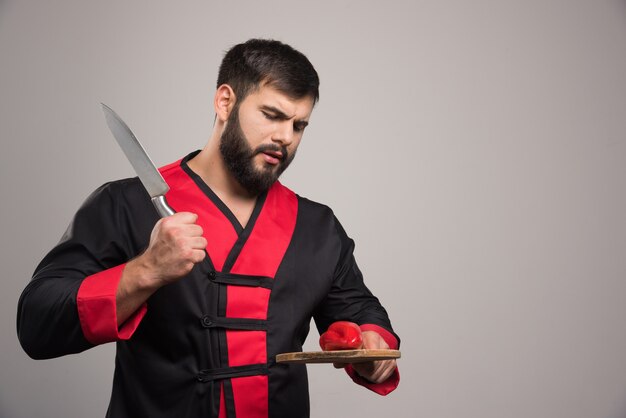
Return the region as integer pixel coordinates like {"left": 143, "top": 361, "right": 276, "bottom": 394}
{"left": 262, "top": 111, "right": 279, "bottom": 120}
{"left": 294, "top": 122, "right": 309, "bottom": 133}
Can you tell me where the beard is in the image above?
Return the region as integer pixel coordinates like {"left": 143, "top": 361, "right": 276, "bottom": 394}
{"left": 219, "top": 105, "right": 296, "bottom": 196}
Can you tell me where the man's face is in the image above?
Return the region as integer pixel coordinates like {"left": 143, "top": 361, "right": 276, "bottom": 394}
{"left": 219, "top": 84, "right": 314, "bottom": 195}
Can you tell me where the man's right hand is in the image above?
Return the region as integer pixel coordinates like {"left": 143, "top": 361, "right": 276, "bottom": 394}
{"left": 116, "top": 212, "right": 207, "bottom": 325}
{"left": 139, "top": 212, "right": 207, "bottom": 287}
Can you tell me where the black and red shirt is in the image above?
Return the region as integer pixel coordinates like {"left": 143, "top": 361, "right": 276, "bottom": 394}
{"left": 18, "top": 151, "right": 400, "bottom": 418}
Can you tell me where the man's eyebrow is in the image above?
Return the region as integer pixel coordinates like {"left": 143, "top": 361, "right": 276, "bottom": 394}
{"left": 260, "top": 105, "right": 291, "bottom": 119}
{"left": 260, "top": 105, "right": 309, "bottom": 122}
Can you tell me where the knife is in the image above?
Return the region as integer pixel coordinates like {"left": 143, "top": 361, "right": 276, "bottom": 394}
{"left": 101, "top": 103, "right": 175, "bottom": 218}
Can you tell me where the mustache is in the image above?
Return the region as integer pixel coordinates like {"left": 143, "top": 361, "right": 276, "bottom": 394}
{"left": 253, "top": 143, "right": 288, "bottom": 161}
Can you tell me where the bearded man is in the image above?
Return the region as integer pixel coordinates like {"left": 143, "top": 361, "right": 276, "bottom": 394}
{"left": 17, "top": 39, "right": 400, "bottom": 418}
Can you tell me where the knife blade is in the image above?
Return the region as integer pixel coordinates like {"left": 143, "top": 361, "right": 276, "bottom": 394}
{"left": 101, "top": 103, "right": 175, "bottom": 218}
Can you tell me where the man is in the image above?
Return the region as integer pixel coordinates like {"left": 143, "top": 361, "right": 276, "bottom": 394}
{"left": 17, "top": 39, "right": 399, "bottom": 417}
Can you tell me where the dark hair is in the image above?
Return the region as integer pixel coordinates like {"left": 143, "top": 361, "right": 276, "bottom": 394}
{"left": 217, "top": 39, "right": 319, "bottom": 105}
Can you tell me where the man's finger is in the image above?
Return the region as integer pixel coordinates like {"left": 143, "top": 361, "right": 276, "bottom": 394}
{"left": 168, "top": 211, "right": 199, "bottom": 224}
{"left": 190, "top": 236, "right": 208, "bottom": 250}
{"left": 185, "top": 224, "right": 204, "bottom": 236}
{"left": 376, "top": 364, "right": 396, "bottom": 382}
{"left": 190, "top": 249, "right": 206, "bottom": 264}
{"left": 369, "top": 361, "right": 393, "bottom": 383}
{"left": 352, "top": 358, "right": 397, "bottom": 383}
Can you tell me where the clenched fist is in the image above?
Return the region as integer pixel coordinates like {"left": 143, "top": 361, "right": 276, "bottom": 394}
{"left": 140, "top": 212, "right": 207, "bottom": 286}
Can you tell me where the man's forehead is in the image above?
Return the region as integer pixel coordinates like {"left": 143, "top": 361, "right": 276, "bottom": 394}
{"left": 247, "top": 84, "right": 314, "bottom": 119}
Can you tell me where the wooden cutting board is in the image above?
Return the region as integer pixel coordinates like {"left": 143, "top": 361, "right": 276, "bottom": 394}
{"left": 276, "top": 349, "right": 401, "bottom": 364}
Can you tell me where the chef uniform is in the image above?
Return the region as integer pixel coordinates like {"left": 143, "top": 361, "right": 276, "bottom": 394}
{"left": 17, "top": 151, "right": 400, "bottom": 418}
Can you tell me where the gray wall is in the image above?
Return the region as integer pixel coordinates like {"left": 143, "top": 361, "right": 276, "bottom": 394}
{"left": 2, "top": 1, "right": 626, "bottom": 417}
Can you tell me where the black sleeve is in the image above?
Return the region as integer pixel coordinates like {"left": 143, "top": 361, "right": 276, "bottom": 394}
{"left": 16, "top": 180, "right": 150, "bottom": 359}
{"left": 312, "top": 216, "right": 400, "bottom": 345}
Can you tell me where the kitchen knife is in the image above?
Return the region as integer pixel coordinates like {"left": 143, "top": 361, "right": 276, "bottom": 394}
{"left": 101, "top": 103, "right": 175, "bottom": 218}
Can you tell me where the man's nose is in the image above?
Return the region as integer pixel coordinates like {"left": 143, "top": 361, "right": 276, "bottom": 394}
{"left": 272, "top": 121, "right": 294, "bottom": 146}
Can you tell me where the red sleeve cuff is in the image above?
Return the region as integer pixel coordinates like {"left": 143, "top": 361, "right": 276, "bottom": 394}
{"left": 77, "top": 264, "right": 147, "bottom": 345}
{"left": 344, "top": 323, "right": 400, "bottom": 395}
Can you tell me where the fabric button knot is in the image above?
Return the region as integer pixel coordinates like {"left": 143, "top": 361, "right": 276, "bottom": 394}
{"left": 200, "top": 315, "right": 213, "bottom": 327}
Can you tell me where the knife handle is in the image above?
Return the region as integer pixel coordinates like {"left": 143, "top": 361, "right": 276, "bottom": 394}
{"left": 151, "top": 195, "right": 176, "bottom": 218}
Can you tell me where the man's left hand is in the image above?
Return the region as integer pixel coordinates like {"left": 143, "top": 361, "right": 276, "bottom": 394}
{"left": 335, "top": 330, "right": 397, "bottom": 384}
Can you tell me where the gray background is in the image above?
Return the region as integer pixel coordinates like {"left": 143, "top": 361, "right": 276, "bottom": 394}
{"left": 1, "top": 1, "right": 625, "bottom": 417}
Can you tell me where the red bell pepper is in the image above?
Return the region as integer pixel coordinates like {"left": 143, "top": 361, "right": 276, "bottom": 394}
{"left": 319, "top": 321, "right": 363, "bottom": 351}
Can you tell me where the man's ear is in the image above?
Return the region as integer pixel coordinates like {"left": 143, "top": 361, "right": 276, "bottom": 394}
{"left": 214, "top": 84, "right": 236, "bottom": 122}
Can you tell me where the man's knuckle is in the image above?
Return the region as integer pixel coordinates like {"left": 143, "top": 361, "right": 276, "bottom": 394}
{"left": 174, "top": 237, "right": 187, "bottom": 248}
{"left": 193, "top": 251, "right": 205, "bottom": 263}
